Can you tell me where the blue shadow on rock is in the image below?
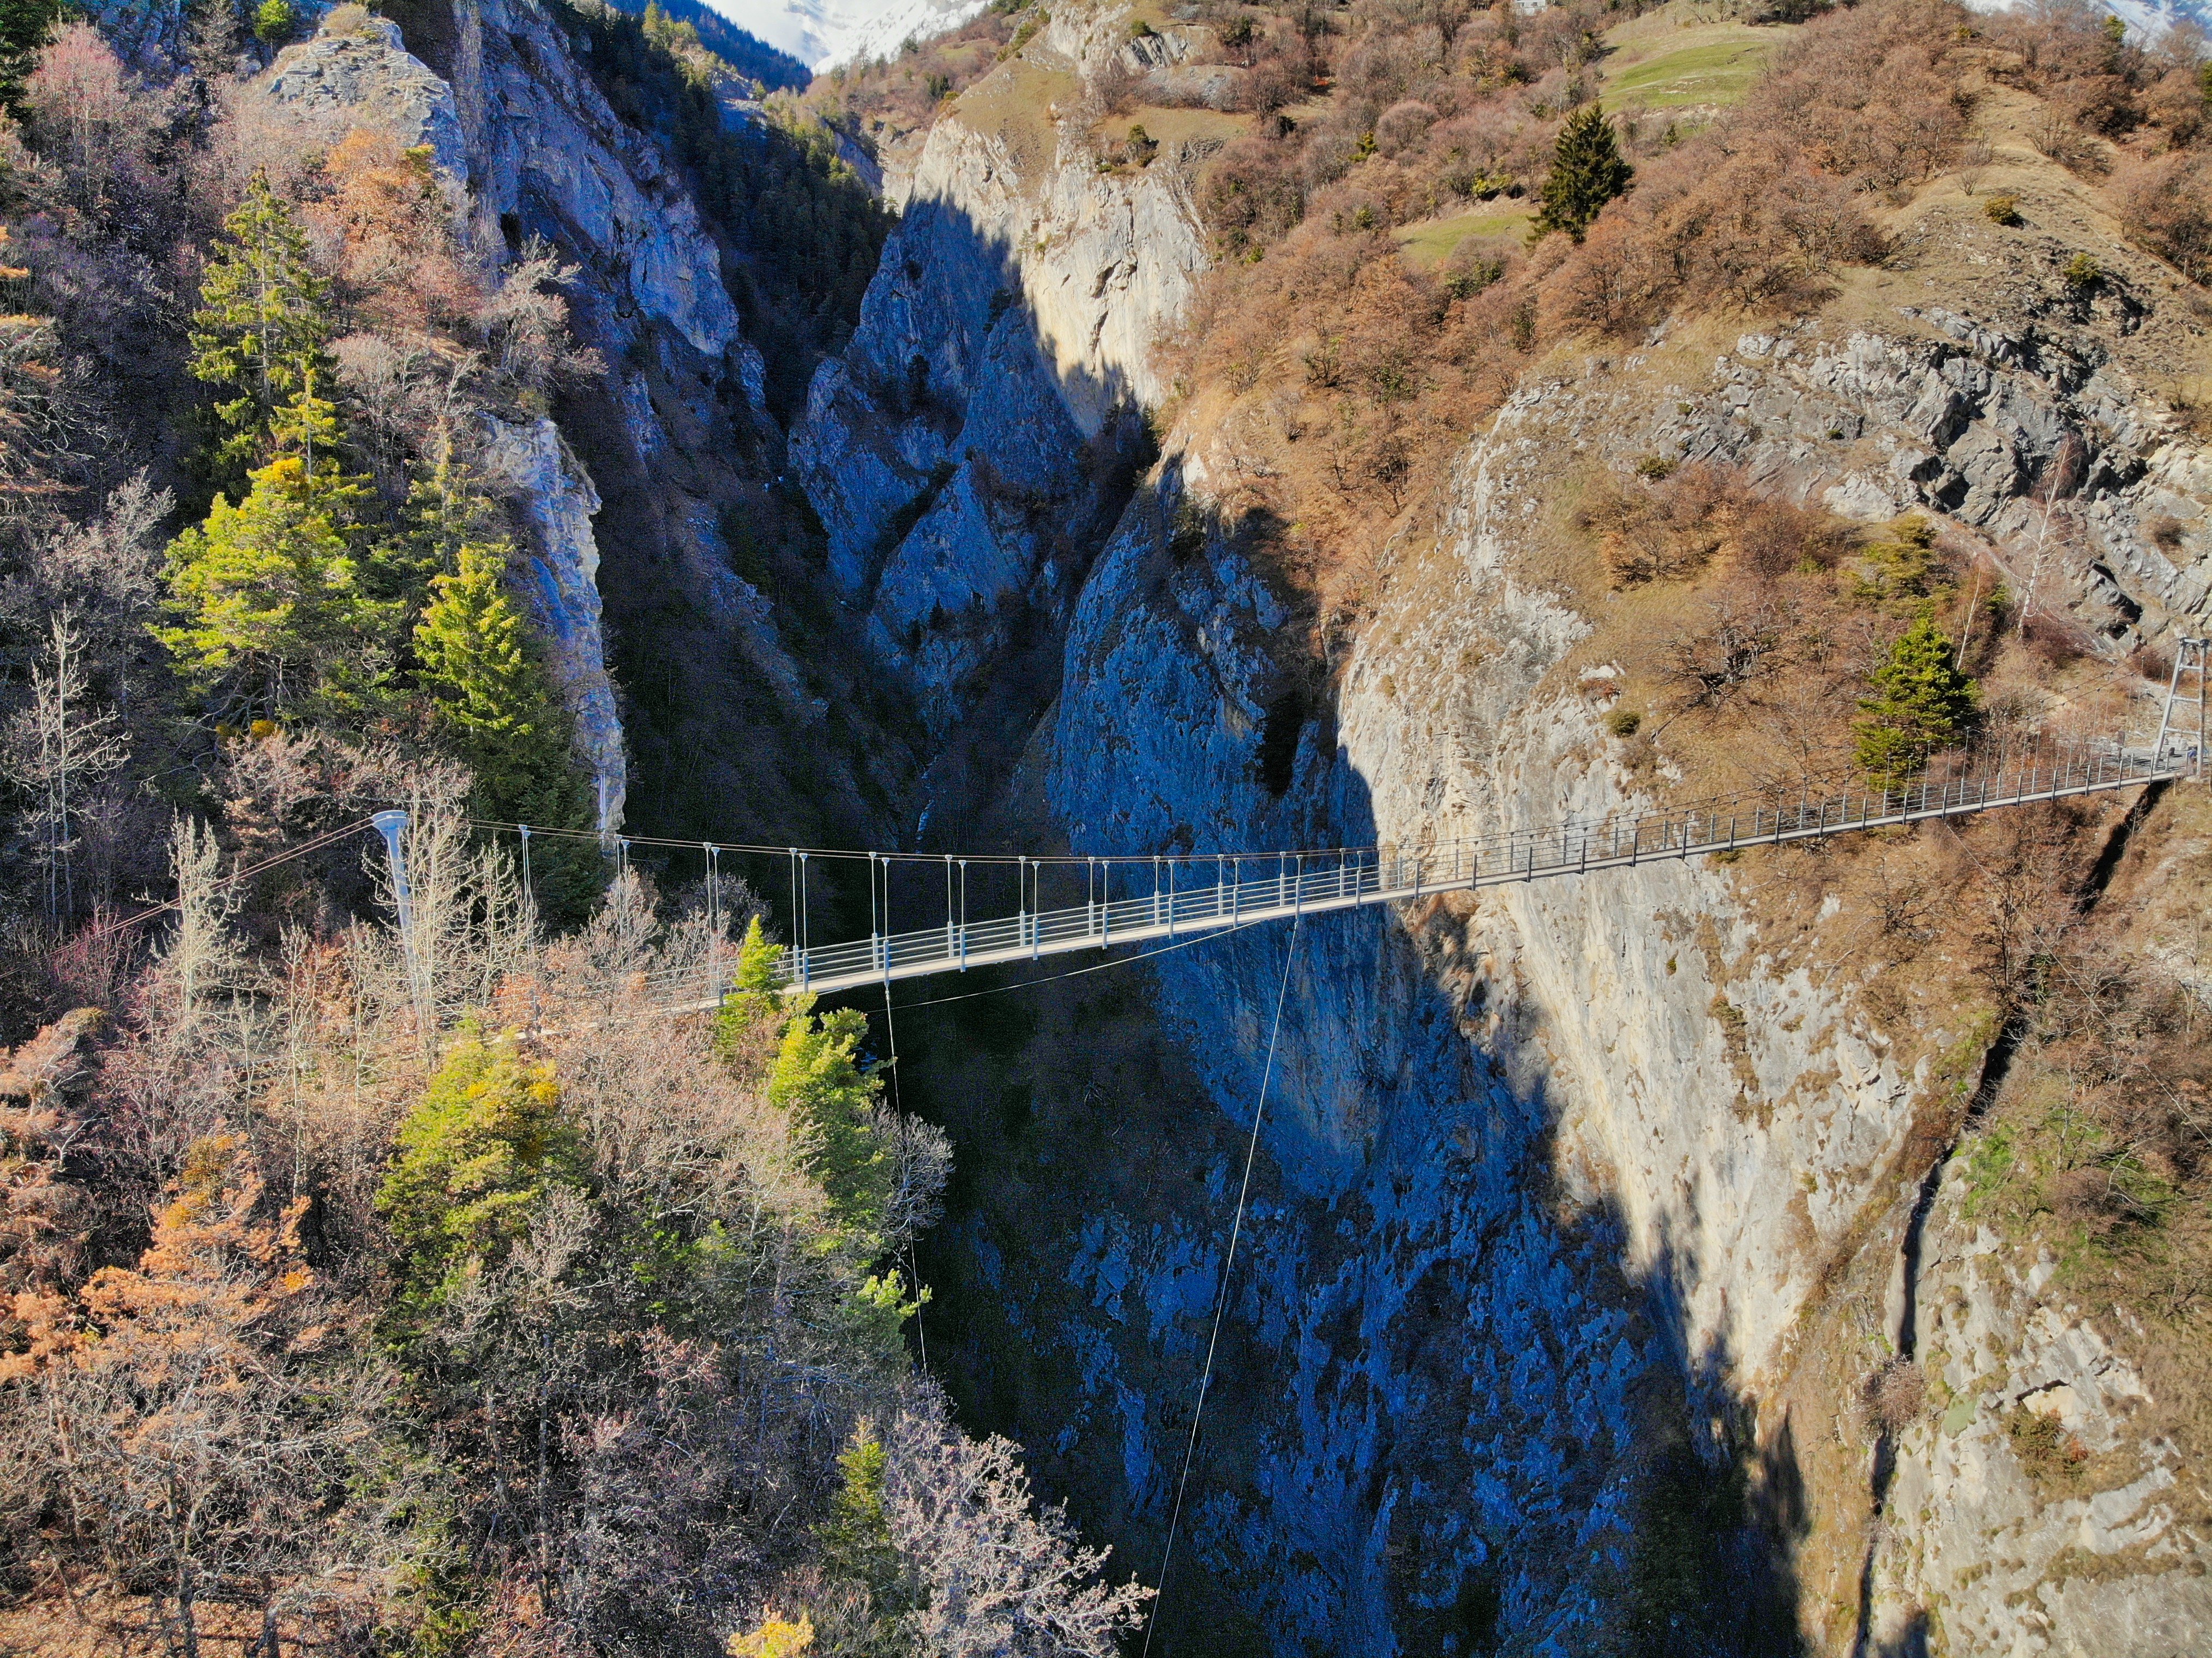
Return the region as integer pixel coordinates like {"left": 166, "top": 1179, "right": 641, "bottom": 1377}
{"left": 879, "top": 450, "right": 1812, "bottom": 1654}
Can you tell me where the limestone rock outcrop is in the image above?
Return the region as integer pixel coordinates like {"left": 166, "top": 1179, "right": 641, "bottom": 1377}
{"left": 791, "top": 22, "right": 1206, "bottom": 732}
{"left": 265, "top": 17, "right": 470, "bottom": 186}
{"left": 480, "top": 416, "right": 626, "bottom": 831}
{"left": 810, "top": 22, "right": 2212, "bottom": 1639}
{"left": 1656, "top": 312, "right": 2210, "bottom": 642}
{"left": 250, "top": 0, "right": 798, "bottom": 836}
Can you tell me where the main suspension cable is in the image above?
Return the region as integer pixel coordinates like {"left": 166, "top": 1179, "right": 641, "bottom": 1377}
{"left": 79, "top": 816, "right": 377, "bottom": 944}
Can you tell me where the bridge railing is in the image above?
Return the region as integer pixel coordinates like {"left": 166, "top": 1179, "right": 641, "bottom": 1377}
{"left": 494, "top": 726, "right": 2191, "bottom": 1012}
{"left": 743, "top": 730, "right": 2185, "bottom": 995}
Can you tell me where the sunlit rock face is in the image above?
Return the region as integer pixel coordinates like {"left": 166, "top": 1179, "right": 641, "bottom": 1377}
{"left": 265, "top": 17, "right": 470, "bottom": 184}
{"left": 295, "top": 0, "right": 2212, "bottom": 1644}
{"left": 480, "top": 416, "right": 627, "bottom": 831}
{"left": 789, "top": 55, "right": 1205, "bottom": 735}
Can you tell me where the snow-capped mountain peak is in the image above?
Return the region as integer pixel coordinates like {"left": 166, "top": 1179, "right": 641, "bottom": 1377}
{"left": 704, "top": 0, "right": 993, "bottom": 72}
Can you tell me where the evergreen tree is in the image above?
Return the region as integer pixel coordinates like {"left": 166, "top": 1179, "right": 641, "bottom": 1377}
{"left": 190, "top": 171, "right": 335, "bottom": 478}
{"left": 713, "top": 915, "right": 788, "bottom": 1053}
{"left": 155, "top": 401, "right": 402, "bottom": 721}
{"left": 1854, "top": 616, "right": 1979, "bottom": 782}
{"left": 810, "top": 1425, "right": 913, "bottom": 1646}
{"left": 414, "top": 545, "right": 570, "bottom": 807}
{"left": 1534, "top": 105, "right": 1634, "bottom": 243}
{"left": 376, "top": 1031, "right": 584, "bottom": 1332}
{"left": 767, "top": 1005, "right": 892, "bottom": 1238}
{"left": 0, "top": 0, "right": 58, "bottom": 112}
{"left": 407, "top": 462, "right": 599, "bottom": 914}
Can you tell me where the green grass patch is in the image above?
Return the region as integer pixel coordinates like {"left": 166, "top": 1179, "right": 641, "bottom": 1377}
{"left": 1393, "top": 208, "right": 1529, "bottom": 268}
{"left": 1962, "top": 1122, "right": 2016, "bottom": 1218}
{"left": 1606, "top": 37, "right": 1775, "bottom": 109}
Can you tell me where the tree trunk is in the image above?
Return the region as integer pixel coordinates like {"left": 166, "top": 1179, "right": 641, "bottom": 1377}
{"left": 536, "top": 1331, "right": 554, "bottom": 1615}
{"left": 175, "top": 1561, "right": 200, "bottom": 1658}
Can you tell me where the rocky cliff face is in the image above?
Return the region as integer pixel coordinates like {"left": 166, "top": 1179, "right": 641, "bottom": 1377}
{"left": 282, "top": 0, "right": 2210, "bottom": 1646}
{"left": 257, "top": 2, "right": 759, "bottom": 832}
{"left": 804, "top": 17, "right": 2212, "bottom": 1655}
{"left": 257, "top": 0, "right": 901, "bottom": 846}
{"left": 479, "top": 414, "right": 627, "bottom": 828}
{"left": 1012, "top": 319, "right": 2212, "bottom": 1653}
{"left": 790, "top": 5, "right": 1205, "bottom": 745}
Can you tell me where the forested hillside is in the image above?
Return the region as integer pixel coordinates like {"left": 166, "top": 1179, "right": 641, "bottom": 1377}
{"left": 608, "top": 0, "right": 814, "bottom": 90}
{"left": 0, "top": 2, "right": 1147, "bottom": 1651}
{"left": 551, "top": 0, "right": 893, "bottom": 413}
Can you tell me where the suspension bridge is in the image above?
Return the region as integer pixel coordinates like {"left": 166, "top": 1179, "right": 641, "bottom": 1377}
{"left": 408, "top": 638, "right": 2205, "bottom": 1012}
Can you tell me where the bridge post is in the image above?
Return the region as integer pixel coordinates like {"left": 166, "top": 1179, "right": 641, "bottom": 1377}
{"left": 869, "top": 852, "right": 883, "bottom": 982}
{"left": 959, "top": 859, "right": 969, "bottom": 969}
{"left": 705, "top": 843, "right": 720, "bottom": 999}
{"left": 371, "top": 810, "right": 427, "bottom": 1035}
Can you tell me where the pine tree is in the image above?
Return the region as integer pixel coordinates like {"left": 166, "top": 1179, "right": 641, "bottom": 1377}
{"left": 414, "top": 544, "right": 570, "bottom": 804}
{"left": 0, "top": 0, "right": 58, "bottom": 111}
{"left": 714, "top": 916, "right": 789, "bottom": 1056}
{"left": 190, "top": 171, "right": 335, "bottom": 477}
{"left": 407, "top": 462, "right": 598, "bottom": 917}
{"left": 1854, "top": 616, "right": 1979, "bottom": 782}
{"left": 1534, "top": 105, "right": 1634, "bottom": 243}
{"left": 767, "top": 1006, "right": 891, "bottom": 1238}
{"left": 811, "top": 1424, "right": 912, "bottom": 1644}
{"left": 376, "top": 1031, "right": 583, "bottom": 1324}
{"left": 154, "top": 398, "right": 400, "bottom": 720}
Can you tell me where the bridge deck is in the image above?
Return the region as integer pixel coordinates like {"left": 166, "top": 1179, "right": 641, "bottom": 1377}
{"left": 634, "top": 747, "right": 2189, "bottom": 1009}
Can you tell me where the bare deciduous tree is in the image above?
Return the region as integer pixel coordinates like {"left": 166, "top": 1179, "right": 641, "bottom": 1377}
{"left": 3, "top": 611, "right": 128, "bottom": 922}
{"left": 883, "top": 1394, "right": 1151, "bottom": 1657}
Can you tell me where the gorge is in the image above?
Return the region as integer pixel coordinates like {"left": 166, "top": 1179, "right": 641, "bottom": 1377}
{"left": 0, "top": 1, "right": 2208, "bottom": 1655}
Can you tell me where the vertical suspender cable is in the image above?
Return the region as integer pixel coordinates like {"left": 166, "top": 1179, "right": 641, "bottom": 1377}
{"left": 1143, "top": 913, "right": 1302, "bottom": 1656}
